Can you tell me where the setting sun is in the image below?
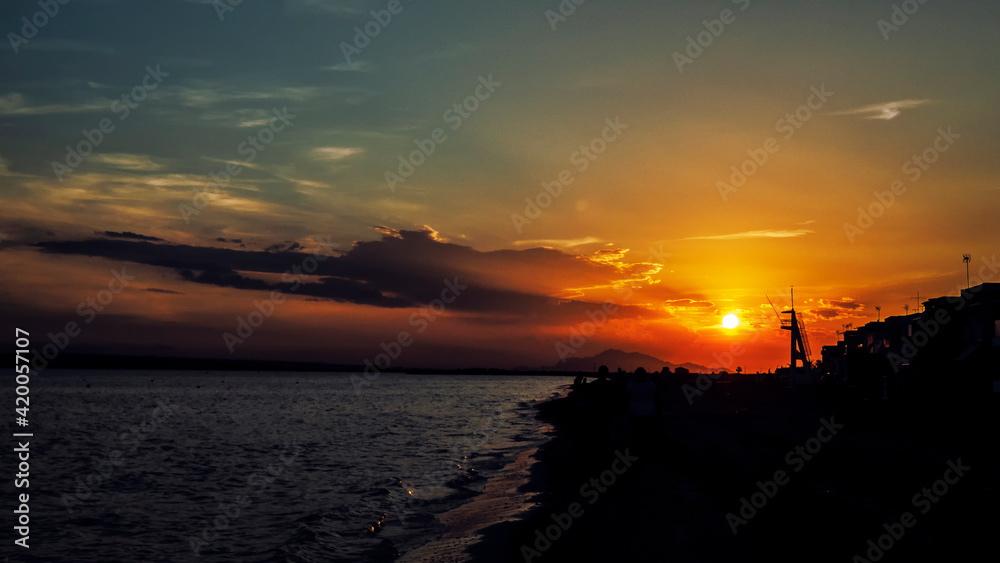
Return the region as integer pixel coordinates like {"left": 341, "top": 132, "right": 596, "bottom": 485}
{"left": 722, "top": 314, "right": 740, "bottom": 330}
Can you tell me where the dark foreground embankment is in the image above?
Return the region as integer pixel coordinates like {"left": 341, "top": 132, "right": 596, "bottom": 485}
{"left": 468, "top": 377, "right": 999, "bottom": 563}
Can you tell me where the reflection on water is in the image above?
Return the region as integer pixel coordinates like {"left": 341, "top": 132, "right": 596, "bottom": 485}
{"left": 28, "top": 371, "right": 565, "bottom": 562}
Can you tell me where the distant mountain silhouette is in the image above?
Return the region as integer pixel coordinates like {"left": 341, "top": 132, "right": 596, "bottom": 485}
{"left": 537, "top": 348, "right": 709, "bottom": 373}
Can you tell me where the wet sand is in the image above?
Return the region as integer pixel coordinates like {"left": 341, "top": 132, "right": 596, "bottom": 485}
{"left": 464, "top": 377, "right": 999, "bottom": 562}
{"left": 402, "top": 448, "right": 541, "bottom": 562}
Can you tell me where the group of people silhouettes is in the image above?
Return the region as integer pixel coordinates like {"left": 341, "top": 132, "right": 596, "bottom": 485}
{"left": 572, "top": 365, "right": 671, "bottom": 459}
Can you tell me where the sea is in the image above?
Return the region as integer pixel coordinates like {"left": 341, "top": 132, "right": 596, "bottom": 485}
{"left": 14, "top": 371, "right": 568, "bottom": 562}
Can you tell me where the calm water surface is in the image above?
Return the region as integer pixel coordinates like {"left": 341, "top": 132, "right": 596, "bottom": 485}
{"left": 21, "top": 371, "right": 567, "bottom": 562}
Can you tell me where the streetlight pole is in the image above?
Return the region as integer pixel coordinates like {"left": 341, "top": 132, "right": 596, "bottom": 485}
{"left": 963, "top": 254, "right": 971, "bottom": 290}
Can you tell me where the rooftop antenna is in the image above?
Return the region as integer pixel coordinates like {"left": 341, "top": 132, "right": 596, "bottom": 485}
{"left": 963, "top": 254, "right": 971, "bottom": 289}
{"left": 912, "top": 291, "right": 922, "bottom": 314}
{"left": 904, "top": 304, "right": 909, "bottom": 315}
{"left": 876, "top": 305, "right": 881, "bottom": 322}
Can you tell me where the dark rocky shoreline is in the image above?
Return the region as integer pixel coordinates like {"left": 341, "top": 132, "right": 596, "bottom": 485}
{"left": 468, "top": 377, "right": 999, "bottom": 562}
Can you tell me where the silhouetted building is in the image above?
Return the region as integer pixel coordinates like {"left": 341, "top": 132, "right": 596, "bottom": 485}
{"left": 820, "top": 343, "right": 845, "bottom": 381}
{"left": 824, "top": 283, "right": 1000, "bottom": 400}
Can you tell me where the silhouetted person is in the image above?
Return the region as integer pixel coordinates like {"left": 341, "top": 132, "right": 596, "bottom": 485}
{"left": 586, "top": 365, "right": 611, "bottom": 411}
{"left": 626, "top": 368, "right": 657, "bottom": 458}
{"left": 592, "top": 365, "right": 610, "bottom": 390}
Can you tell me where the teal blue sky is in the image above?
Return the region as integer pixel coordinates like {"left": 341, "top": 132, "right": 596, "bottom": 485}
{"left": 1, "top": 0, "right": 998, "bottom": 368}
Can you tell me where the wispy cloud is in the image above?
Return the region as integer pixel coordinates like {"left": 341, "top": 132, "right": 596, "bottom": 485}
{"left": 200, "top": 157, "right": 265, "bottom": 174}
{"left": 311, "top": 147, "right": 364, "bottom": 161}
{"left": 832, "top": 99, "right": 932, "bottom": 121}
{"left": 238, "top": 118, "right": 271, "bottom": 128}
{"left": 174, "top": 84, "right": 328, "bottom": 108}
{"left": 0, "top": 93, "right": 108, "bottom": 116}
{"left": 92, "top": 154, "right": 164, "bottom": 172}
{"left": 681, "top": 229, "right": 814, "bottom": 241}
{"left": 321, "top": 61, "right": 375, "bottom": 73}
{"left": 417, "top": 42, "right": 478, "bottom": 62}
{"left": 1, "top": 39, "right": 114, "bottom": 55}
{"left": 283, "top": 0, "right": 374, "bottom": 15}
{"left": 662, "top": 298, "right": 714, "bottom": 308}
{"left": 196, "top": 107, "right": 278, "bottom": 128}
{"left": 514, "top": 237, "right": 604, "bottom": 248}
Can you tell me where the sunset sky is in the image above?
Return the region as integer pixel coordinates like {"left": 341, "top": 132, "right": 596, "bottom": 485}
{"left": 1, "top": 0, "right": 998, "bottom": 371}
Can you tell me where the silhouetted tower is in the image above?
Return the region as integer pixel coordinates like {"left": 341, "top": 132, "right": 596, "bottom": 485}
{"left": 963, "top": 254, "right": 971, "bottom": 289}
{"left": 768, "top": 288, "right": 811, "bottom": 387}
